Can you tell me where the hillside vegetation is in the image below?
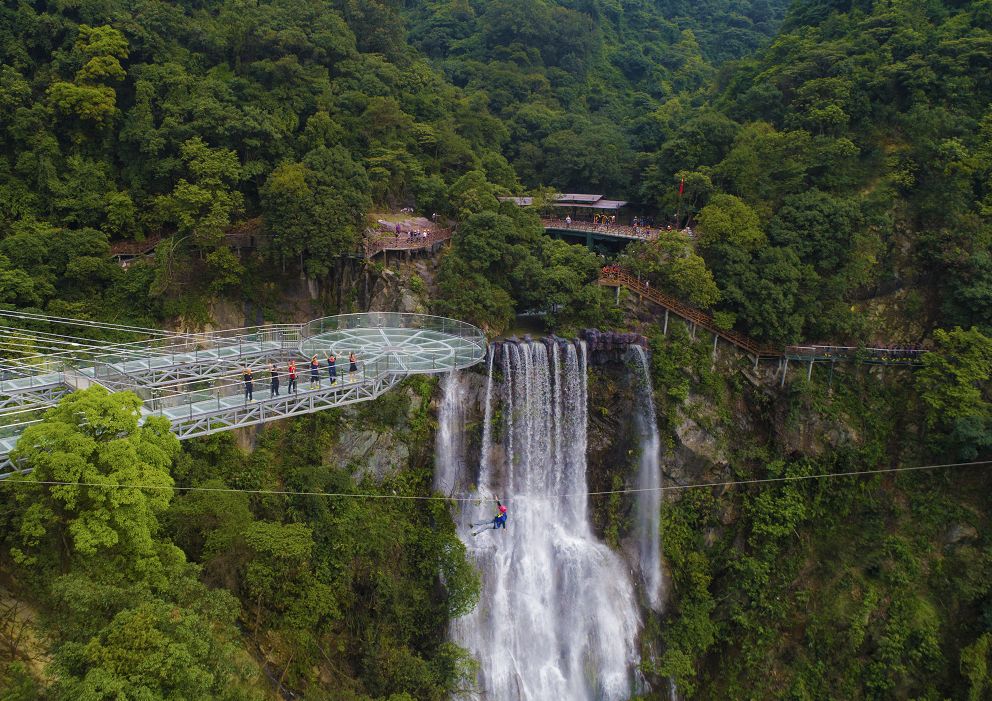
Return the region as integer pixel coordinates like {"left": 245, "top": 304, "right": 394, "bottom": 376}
{"left": 0, "top": 0, "right": 991, "bottom": 699}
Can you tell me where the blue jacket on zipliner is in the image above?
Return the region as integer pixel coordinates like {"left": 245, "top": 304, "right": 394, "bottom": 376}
{"left": 493, "top": 499, "right": 507, "bottom": 529}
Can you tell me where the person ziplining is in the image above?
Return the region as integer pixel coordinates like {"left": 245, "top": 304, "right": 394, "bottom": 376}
{"left": 471, "top": 498, "right": 508, "bottom": 536}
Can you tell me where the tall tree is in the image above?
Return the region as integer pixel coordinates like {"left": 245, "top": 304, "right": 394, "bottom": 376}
{"left": 10, "top": 387, "right": 179, "bottom": 570}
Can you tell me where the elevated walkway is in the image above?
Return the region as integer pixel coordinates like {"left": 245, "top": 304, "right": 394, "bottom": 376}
{"left": 542, "top": 218, "right": 659, "bottom": 247}
{"left": 0, "top": 312, "right": 486, "bottom": 474}
{"left": 363, "top": 228, "right": 453, "bottom": 257}
{"left": 599, "top": 267, "right": 928, "bottom": 374}
{"left": 110, "top": 220, "right": 452, "bottom": 268}
{"left": 599, "top": 268, "right": 781, "bottom": 358}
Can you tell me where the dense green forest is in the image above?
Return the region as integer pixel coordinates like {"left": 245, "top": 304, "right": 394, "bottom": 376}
{"left": 1, "top": 0, "right": 992, "bottom": 699}
{"left": 636, "top": 323, "right": 992, "bottom": 699}
{"left": 1, "top": 382, "right": 479, "bottom": 700}
{"left": 3, "top": 0, "right": 990, "bottom": 341}
{"left": 0, "top": 0, "right": 795, "bottom": 333}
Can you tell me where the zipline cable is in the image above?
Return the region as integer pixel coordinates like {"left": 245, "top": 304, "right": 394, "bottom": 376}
{"left": 0, "top": 459, "right": 989, "bottom": 501}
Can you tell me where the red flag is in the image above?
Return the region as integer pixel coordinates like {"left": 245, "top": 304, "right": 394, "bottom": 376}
{"left": 678, "top": 176, "right": 685, "bottom": 195}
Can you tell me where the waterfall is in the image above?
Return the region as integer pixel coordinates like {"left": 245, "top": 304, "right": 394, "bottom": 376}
{"left": 628, "top": 345, "right": 665, "bottom": 611}
{"left": 441, "top": 341, "right": 641, "bottom": 701}
{"left": 435, "top": 370, "right": 468, "bottom": 496}
{"left": 478, "top": 346, "right": 495, "bottom": 489}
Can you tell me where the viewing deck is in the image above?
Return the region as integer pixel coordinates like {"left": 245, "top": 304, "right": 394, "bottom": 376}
{"left": 0, "top": 313, "right": 486, "bottom": 474}
{"left": 542, "top": 218, "right": 659, "bottom": 244}
{"left": 363, "top": 228, "right": 453, "bottom": 257}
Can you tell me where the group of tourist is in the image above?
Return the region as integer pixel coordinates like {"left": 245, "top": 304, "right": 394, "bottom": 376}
{"left": 866, "top": 345, "right": 927, "bottom": 361}
{"left": 383, "top": 221, "right": 434, "bottom": 242}
{"left": 559, "top": 214, "right": 621, "bottom": 229}
{"left": 241, "top": 352, "right": 359, "bottom": 401}
{"left": 552, "top": 215, "right": 686, "bottom": 241}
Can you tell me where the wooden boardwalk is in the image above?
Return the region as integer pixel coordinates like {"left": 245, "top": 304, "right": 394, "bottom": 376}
{"left": 110, "top": 219, "right": 264, "bottom": 262}
{"left": 599, "top": 267, "right": 781, "bottom": 358}
{"left": 110, "top": 222, "right": 453, "bottom": 264}
{"left": 363, "top": 228, "right": 453, "bottom": 257}
{"left": 599, "top": 268, "right": 927, "bottom": 369}
{"left": 110, "top": 234, "right": 165, "bottom": 260}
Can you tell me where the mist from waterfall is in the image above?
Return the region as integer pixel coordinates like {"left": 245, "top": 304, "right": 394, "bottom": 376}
{"left": 628, "top": 345, "right": 665, "bottom": 611}
{"left": 438, "top": 341, "right": 641, "bottom": 701}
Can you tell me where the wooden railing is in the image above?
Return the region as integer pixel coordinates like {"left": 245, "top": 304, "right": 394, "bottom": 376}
{"left": 110, "top": 223, "right": 452, "bottom": 263}
{"left": 542, "top": 218, "right": 660, "bottom": 242}
{"left": 110, "top": 234, "right": 165, "bottom": 258}
{"left": 110, "top": 219, "right": 262, "bottom": 261}
{"left": 598, "top": 267, "right": 782, "bottom": 357}
{"left": 363, "top": 228, "right": 453, "bottom": 257}
{"left": 599, "top": 267, "right": 931, "bottom": 367}
{"left": 784, "top": 345, "right": 926, "bottom": 364}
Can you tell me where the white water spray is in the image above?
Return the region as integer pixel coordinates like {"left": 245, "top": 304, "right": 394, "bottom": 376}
{"left": 628, "top": 345, "right": 665, "bottom": 611}
{"left": 435, "top": 370, "right": 469, "bottom": 496}
{"left": 440, "top": 341, "right": 641, "bottom": 701}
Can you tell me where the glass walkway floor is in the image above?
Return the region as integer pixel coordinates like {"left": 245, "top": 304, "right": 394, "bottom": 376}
{"left": 0, "top": 312, "right": 487, "bottom": 473}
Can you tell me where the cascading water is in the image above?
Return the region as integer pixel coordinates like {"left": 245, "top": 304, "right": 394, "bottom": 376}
{"left": 435, "top": 370, "right": 469, "bottom": 497}
{"left": 439, "top": 341, "right": 641, "bottom": 701}
{"left": 628, "top": 345, "right": 665, "bottom": 611}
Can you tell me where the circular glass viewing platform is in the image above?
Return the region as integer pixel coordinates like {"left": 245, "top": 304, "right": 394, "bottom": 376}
{"left": 300, "top": 313, "right": 487, "bottom": 375}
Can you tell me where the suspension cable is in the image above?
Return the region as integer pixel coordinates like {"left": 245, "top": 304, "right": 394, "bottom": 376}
{"left": 0, "top": 309, "right": 302, "bottom": 342}
{"left": 0, "top": 309, "right": 177, "bottom": 337}
{"left": 0, "top": 459, "right": 988, "bottom": 500}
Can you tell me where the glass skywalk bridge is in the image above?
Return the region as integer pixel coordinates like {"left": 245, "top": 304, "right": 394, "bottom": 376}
{"left": 0, "top": 312, "right": 487, "bottom": 474}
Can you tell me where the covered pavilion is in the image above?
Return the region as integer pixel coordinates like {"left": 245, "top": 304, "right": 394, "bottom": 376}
{"left": 499, "top": 193, "right": 628, "bottom": 222}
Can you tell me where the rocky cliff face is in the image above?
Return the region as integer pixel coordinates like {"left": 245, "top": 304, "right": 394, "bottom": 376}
{"left": 325, "top": 383, "right": 428, "bottom": 483}
{"left": 368, "top": 258, "right": 440, "bottom": 314}
{"left": 206, "top": 252, "right": 439, "bottom": 329}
